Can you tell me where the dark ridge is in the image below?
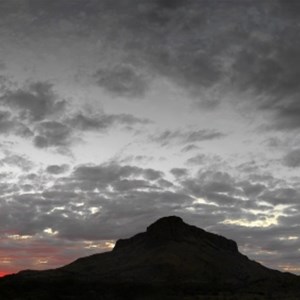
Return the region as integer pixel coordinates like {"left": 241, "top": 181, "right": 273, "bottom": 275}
{"left": 114, "top": 215, "right": 238, "bottom": 253}
{"left": 1, "top": 216, "right": 300, "bottom": 300}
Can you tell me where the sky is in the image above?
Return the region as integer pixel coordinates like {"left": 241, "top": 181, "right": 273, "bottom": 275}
{"left": 0, "top": 0, "right": 300, "bottom": 276}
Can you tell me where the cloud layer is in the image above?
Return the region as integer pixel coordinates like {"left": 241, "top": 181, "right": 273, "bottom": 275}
{"left": 1, "top": 157, "right": 300, "bottom": 274}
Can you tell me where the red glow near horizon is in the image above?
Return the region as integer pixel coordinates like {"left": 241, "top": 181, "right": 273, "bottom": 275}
{"left": 0, "top": 271, "right": 9, "bottom": 277}
{"left": 0, "top": 237, "right": 116, "bottom": 276}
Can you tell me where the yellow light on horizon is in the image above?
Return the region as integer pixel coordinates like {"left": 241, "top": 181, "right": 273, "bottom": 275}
{"left": 43, "top": 228, "right": 58, "bottom": 236}
{"left": 7, "top": 234, "right": 33, "bottom": 240}
{"left": 221, "top": 215, "right": 278, "bottom": 228}
{"left": 84, "top": 240, "right": 115, "bottom": 250}
{"left": 278, "top": 236, "right": 298, "bottom": 241}
{"left": 221, "top": 205, "right": 289, "bottom": 228}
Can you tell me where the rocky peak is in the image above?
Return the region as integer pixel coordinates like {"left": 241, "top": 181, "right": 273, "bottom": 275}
{"left": 146, "top": 216, "right": 194, "bottom": 240}
{"left": 114, "top": 216, "right": 238, "bottom": 253}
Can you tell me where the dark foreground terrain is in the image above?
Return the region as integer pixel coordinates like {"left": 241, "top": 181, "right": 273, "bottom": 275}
{"left": 1, "top": 216, "right": 300, "bottom": 299}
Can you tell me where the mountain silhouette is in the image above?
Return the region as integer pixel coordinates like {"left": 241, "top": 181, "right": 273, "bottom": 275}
{"left": 1, "top": 216, "right": 300, "bottom": 299}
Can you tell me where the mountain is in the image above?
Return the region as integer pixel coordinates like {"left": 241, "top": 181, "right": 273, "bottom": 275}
{"left": 1, "top": 216, "right": 300, "bottom": 299}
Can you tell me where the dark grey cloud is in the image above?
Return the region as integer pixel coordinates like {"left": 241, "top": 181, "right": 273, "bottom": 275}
{"left": 33, "top": 121, "right": 73, "bottom": 148}
{"left": 106, "top": 0, "right": 300, "bottom": 129}
{"left": 179, "top": 168, "right": 297, "bottom": 214}
{"left": 24, "top": 0, "right": 104, "bottom": 22}
{"left": 186, "top": 130, "right": 224, "bottom": 143}
{"left": 69, "top": 163, "right": 164, "bottom": 192}
{"left": 278, "top": 212, "right": 300, "bottom": 228}
{"left": 0, "top": 110, "right": 15, "bottom": 134}
{"left": 186, "top": 154, "right": 206, "bottom": 165}
{"left": 170, "top": 168, "right": 188, "bottom": 179}
{"left": 185, "top": 153, "right": 222, "bottom": 168}
{"left": 0, "top": 81, "right": 72, "bottom": 144}
{"left": 0, "top": 76, "right": 8, "bottom": 94}
{"left": 113, "top": 179, "right": 155, "bottom": 192}
{"left": 259, "top": 188, "right": 300, "bottom": 206}
{"left": 265, "top": 137, "right": 282, "bottom": 149}
{"left": 232, "top": 45, "right": 300, "bottom": 131}
{"left": 151, "top": 129, "right": 224, "bottom": 146}
{"left": 120, "top": 155, "right": 154, "bottom": 164}
{"left": 20, "top": 184, "right": 34, "bottom": 192}
{"left": 237, "top": 160, "right": 262, "bottom": 175}
{"left": 0, "top": 153, "right": 33, "bottom": 171}
{"left": 18, "top": 108, "right": 151, "bottom": 150}
{"left": 0, "top": 60, "right": 5, "bottom": 70}
{"left": 226, "top": 6, "right": 300, "bottom": 131}
{"left": 205, "top": 192, "right": 239, "bottom": 207}
{"left": 29, "top": 0, "right": 223, "bottom": 97}
{"left": 181, "top": 170, "right": 242, "bottom": 207}
{"left": 240, "top": 182, "right": 266, "bottom": 197}
{"left": 143, "top": 168, "right": 163, "bottom": 181}
{"left": 3, "top": 1, "right": 300, "bottom": 129}
{"left": 0, "top": 110, "right": 32, "bottom": 137}
{"left": 94, "top": 65, "right": 149, "bottom": 98}
{"left": 67, "top": 112, "right": 151, "bottom": 131}
{"left": 0, "top": 165, "right": 189, "bottom": 241}
{"left": 67, "top": 166, "right": 165, "bottom": 194}
{"left": 1, "top": 82, "right": 66, "bottom": 122}
{"left": 283, "top": 149, "right": 300, "bottom": 168}
{"left": 157, "top": 178, "right": 173, "bottom": 188}
{"left": 42, "top": 190, "right": 78, "bottom": 201}
{"left": 181, "top": 144, "right": 199, "bottom": 153}
{"left": 46, "top": 164, "right": 69, "bottom": 175}
{"left": 155, "top": 0, "right": 186, "bottom": 10}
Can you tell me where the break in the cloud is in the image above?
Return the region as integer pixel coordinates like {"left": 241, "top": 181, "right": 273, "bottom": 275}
{"left": 1, "top": 0, "right": 300, "bottom": 277}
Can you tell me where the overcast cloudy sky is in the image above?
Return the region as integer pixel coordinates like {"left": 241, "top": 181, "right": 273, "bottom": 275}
{"left": 0, "top": 0, "right": 300, "bottom": 276}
